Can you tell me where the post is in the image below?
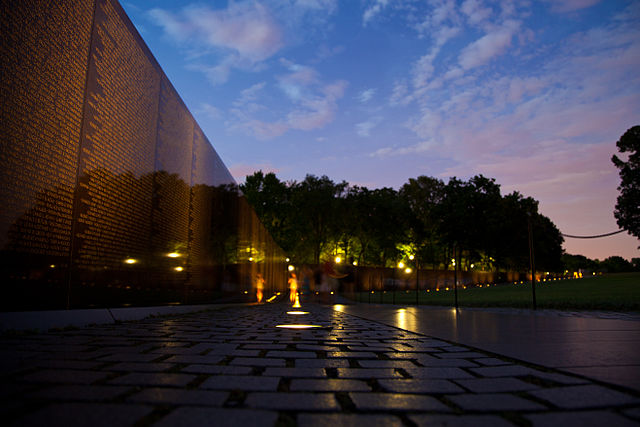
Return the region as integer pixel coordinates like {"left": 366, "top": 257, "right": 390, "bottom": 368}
{"left": 528, "top": 213, "right": 537, "bottom": 310}
{"left": 415, "top": 258, "right": 420, "bottom": 306}
{"left": 392, "top": 265, "right": 396, "bottom": 305}
{"left": 453, "top": 245, "right": 459, "bottom": 309}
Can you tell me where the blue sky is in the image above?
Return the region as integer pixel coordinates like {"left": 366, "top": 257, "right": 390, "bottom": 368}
{"left": 121, "top": 0, "right": 639, "bottom": 261}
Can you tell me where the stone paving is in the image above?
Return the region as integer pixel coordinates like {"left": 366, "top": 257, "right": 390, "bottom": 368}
{"left": 1, "top": 303, "right": 639, "bottom": 426}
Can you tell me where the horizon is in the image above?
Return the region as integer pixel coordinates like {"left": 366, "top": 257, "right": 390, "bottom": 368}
{"left": 121, "top": 0, "right": 640, "bottom": 261}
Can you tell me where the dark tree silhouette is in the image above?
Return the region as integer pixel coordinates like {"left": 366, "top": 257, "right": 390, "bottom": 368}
{"left": 612, "top": 126, "right": 640, "bottom": 245}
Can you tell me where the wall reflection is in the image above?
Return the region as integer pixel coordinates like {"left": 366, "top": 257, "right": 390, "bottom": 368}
{"left": 0, "top": 0, "right": 285, "bottom": 310}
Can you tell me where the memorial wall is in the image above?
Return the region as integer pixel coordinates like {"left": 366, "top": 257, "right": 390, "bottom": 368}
{"left": 0, "top": 0, "right": 286, "bottom": 310}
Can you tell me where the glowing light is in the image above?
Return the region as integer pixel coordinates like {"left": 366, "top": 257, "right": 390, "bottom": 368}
{"left": 286, "top": 258, "right": 290, "bottom": 262}
{"left": 409, "top": 255, "right": 414, "bottom": 260}
{"left": 353, "top": 260, "right": 358, "bottom": 266}
{"left": 244, "top": 290, "right": 248, "bottom": 294}
{"left": 174, "top": 266, "right": 184, "bottom": 272}
{"left": 335, "top": 256, "right": 342, "bottom": 263}
{"left": 292, "top": 292, "right": 302, "bottom": 308}
{"left": 405, "top": 267, "right": 412, "bottom": 274}
{"left": 249, "top": 257, "right": 254, "bottom": 262}
{"left": 470, "top": 264, "right": 474, "bottom": 268}
{"left": 330, "top": 291, "right": 334, "bottom": 295}
{"left": 124, "top": 258, "right": 138, "bottom": 264}
{"left": 287, "top": 311, "right": 308, "bottom": 315}
{"left": 276, "top": 324, "right": 324, "bottom": 329}
{"left": 398, "top": 261, "right": 405, "bottom": 269}
{"left": 49, "top": 264, "right": 55, "bottom": 268}
{"left": 266, "top": 295, "right": 277, "bottom": 303}
{"left": 288, "top": 265, "right": 295, "bottom": 272}
{"left": 445, "top": 287, "right": 449, "bottom": 291}
{"left": 167, "top": 252, "right": 180, "bottom": 258}
{"left": 371, "top": 290, "right": 374, "bottom": 294}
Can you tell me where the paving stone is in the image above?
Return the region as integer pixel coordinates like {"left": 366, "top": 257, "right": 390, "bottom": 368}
{"left": 262, "top": 367, "right": 326, "bottom": 378}
{"left": 443, "top": 346, "right": 471, "bottom": 352}
{"left": 10, "top": 402, "right": 153, "bottom": 427}
{"left": 347, "top": 346, "right": 396, "bottom": 352}
{"left": 415, "top": 357, "right": 478, "bottom": 368}
{"left": 20, "top": 369, "right": 110, "bottom": 384}
{"left": 297, "top": 413, "right": 403, "bottom": 427}
{"left": 527, "top": 370, "right": 590, "bottom": 385}
{"left": 230, "top": 357, "right": 286, "bottom": 367}
{"left": 435, "top": 352, "right": 486, "bottom": 359}
{"left": 336, "top": 368, "right": 404, "bottom": 379}
{"left": 455, "top": 377, "right": 539, "bottom": 392}
{"left": 97, "top": 353, "right": 162, "bottom": 363}
{"left": 528, "top": 384, "right": 640, "bottom": 409}
{"left": 108, "top": 362, "right": 175, "bottom": 372}
{"left": 526, "top": 411, "right": 638, "bottom": 427}
{"left": 447, "top": 393, "right": 547, "bottom": 411}
{"left": 28, "top": 360, "right": 104, "bottom": 370}
{"left": 357, "top": 360, "right": 417, "bottom": 369}
{"left": 150, "top": 347, "right": 205, "bottom": 355}
{"left": 265, "top": 350, "right": 316, "bottom": 358}
{"left": 181, "top": 365, "right": 252, "bottom": 375}
{"left": 410, "top": 414, "right": 515, "bottom": 427}
{"left": 200, "top": 375, "right": 280, "bottom": 391}
{"left": 26, "top": 385, "right": 130, "bottom": 401}
{"left": 245, "top": 392, "right": 340, "bottom": 411}
{"left": 405, "top": 367, "right": 474, "bottom": 379}
{"left": 470, "top": 365, "right": 534, "bottom": 377}
{"left": 108, "top": 372, "right": 196, "bottom": 387}
{"left": 349, "top": 392, "right": 451, "bottom": 411}
{"left": 128, "top": 387, "right": 227, "bottom": 406}
{"left": 385, "top": 352, "right": 435, "bottom": 360}
{"left": 378, "top": 379, "right": 464, "bottom": 394}
{"left": 295, "top": 344, "right": 341, "bottom": 351}
{"left": 290, "top": 378, "right": 370, "bottom": 391}
{"left": 163, "top": 355, "right": 226, "bottom": 364}
{"left": 473, "top": 358, "right": 510, "bottom": 366}
{"left": 327, "top": 351, "right": 377, "bottom": 358}
{"left": 155, "top": 407, "right": 278, "bottom": 427}
{"left": 295, "top": 359, "right": 350, "bottom": 368}
{"left": 242, "top": 344, "right": 287, "bottom": 350}
{"left": 624, "top": 407, "right": 640, "bottom": 420}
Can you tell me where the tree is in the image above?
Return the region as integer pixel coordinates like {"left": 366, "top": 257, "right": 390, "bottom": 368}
{"left": 612, "top": 126, "right": 640, "bottom": 245}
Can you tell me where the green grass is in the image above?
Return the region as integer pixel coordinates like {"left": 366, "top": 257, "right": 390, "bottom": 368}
{"left": 353, "top": 273, "right": 640, "bottom": 312}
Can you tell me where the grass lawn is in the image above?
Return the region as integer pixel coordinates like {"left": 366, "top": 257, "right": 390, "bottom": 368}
{"left": 352, "top": 272, "right": 640, "bottom": 312}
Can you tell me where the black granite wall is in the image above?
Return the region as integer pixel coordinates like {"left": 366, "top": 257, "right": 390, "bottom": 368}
{"left": 0, "top": 0, "right": 286, "bottom": 310}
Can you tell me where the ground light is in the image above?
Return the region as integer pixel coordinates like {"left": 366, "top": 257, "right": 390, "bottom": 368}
{"left": 275, "top": 324, "right": 325, "bottom": 329}
{"left": 287, "top": 311, "right": 309, "bottom": 315}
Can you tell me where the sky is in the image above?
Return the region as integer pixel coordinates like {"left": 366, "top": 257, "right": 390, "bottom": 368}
{"left": 121, "top": 0, "right": 640, "bottom": 261}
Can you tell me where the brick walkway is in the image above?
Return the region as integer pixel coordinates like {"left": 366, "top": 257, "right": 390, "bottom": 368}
{"left": 2, "top": 303, "right": 639, "bottom": 426}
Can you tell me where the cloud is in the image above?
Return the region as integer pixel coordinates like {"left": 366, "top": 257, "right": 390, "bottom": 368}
{"left": 228, "top": 65, "right": 348, "bottom": 139}
{"left": 356, "top": 118, "right": 379, "bottom": 137}
{"left": 357, "top": 88, "right": 377, "bottom": 103}
{"left": 544, "top": 0, "right": 601, "bottom": 13}
{"left": 198, "top": 103, "right": 222, "bottom": 120}
{"left": 363, "top": 0, "right": 390, "bottom": 26}
{"left": 458, "top": 20, "right": 520, "bottom": 70}
{"left": 149, "top": 2, "right": 283, "bottom": 84}
{"left": 461, "top": 0, "right": 493, "bottom": 26}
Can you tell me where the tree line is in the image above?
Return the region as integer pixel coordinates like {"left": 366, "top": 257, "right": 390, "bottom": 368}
{"left": 240, "top": 172, "right": 565, "bottom": 274}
